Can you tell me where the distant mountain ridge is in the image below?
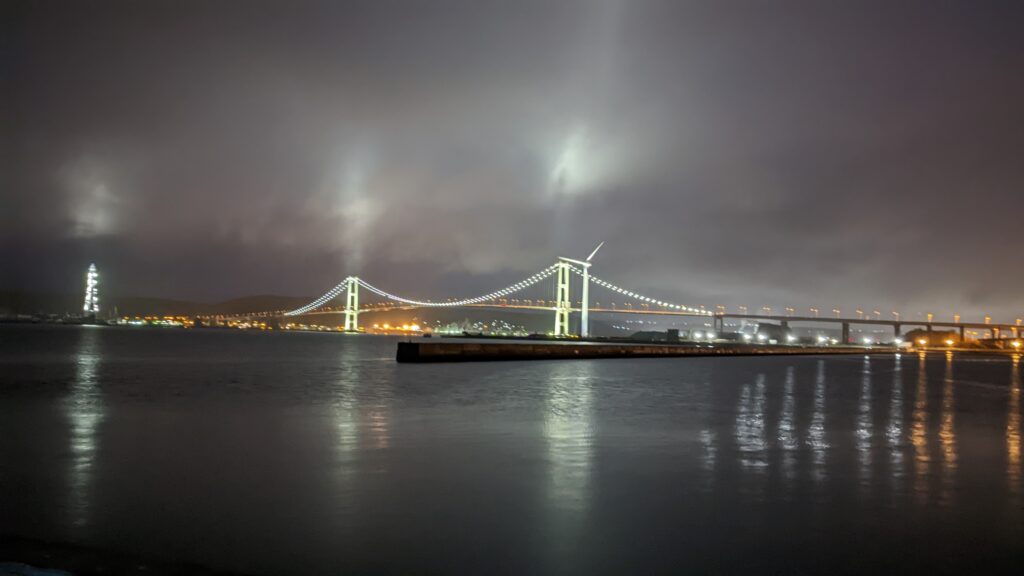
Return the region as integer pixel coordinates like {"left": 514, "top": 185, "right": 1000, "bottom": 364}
{"left": 0, "top": 291, "right": 310, "bottom": 317}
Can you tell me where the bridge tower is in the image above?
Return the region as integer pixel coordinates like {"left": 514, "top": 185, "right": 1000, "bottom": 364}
{"left": 554, "top": 261, "right": 572, "bottom": 337}
{"left": 344, "top": 276, "right": 359, "bottom": 332}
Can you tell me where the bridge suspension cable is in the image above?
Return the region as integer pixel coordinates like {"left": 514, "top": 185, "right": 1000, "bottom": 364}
{"left": 284, "top": 277, "right": 352, "bottom": 316}
{"left": 571, "top": 266, "right": 710, "bottom": 315}
{"left": 356, "top": 264, "right": 559, "bottom": 307}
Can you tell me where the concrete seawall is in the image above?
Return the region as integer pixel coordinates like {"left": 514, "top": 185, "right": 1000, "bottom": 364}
{"left": 396, "top": 341, "right": 890, "bottom": 363}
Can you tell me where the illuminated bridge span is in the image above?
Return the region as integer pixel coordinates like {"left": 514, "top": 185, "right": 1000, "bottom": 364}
{"left": 275, "top": 249, "right": 1024, "bottom": 341}
{"left": 283, "top": 251, "right": 710, "bottom": 337}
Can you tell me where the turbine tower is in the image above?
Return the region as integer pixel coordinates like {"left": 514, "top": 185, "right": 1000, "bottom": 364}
{"left": 557, "top": 241, "right": 603, "bottom": 338}
{"left": 83, "top": 263, "right": 99, "bottom": 315}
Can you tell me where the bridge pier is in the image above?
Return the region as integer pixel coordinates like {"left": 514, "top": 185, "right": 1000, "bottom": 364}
{"left": 992, "top": 327, "right": 1001, "bottom": 340}
{"left": 344, "top": 277, "right": 359, "bottom": 332}
{"left": 894, "top": 323, "right": 901, "bottom": 339}
{"left": 959, "top": 325, "right": 965, "bottom": 341}
{"left": 841, "top": 322, "right": 850, "bottom": 344}
{"left": 553, "top": 261, "right": 571, "bottom": 337}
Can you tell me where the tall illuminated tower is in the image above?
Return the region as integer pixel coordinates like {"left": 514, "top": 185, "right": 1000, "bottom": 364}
{"left": 83, "top": 263, "right": 99, "bottom": 314}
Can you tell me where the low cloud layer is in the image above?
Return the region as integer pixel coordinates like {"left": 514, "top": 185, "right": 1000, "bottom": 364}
{"left": 4, "top": 0, "right": 1023, "bottom": 321}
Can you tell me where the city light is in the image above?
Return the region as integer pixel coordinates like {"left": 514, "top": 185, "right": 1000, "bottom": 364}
{"left": 862, "top": 336, "right": 873, "bottom": 345}
{"left": 786, "top": 334, "right": 796, "bottom": 343}
{"left": 945, "top": 339, "right": 954, "bottom": 347}
{"left": 918, "top": 338, "right": 927, "bottom": 346}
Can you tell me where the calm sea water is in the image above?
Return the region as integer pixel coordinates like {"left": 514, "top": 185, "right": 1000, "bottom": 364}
{"left": 1, "top": 325, "right": 1022, "bottom": 574}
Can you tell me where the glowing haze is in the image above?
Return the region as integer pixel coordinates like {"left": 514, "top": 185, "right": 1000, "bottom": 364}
{"left": 3, "top": 0, "right": 1023, "bottom": 321}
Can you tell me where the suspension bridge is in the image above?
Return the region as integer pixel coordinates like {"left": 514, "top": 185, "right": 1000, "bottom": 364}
{"left": 281, "top": 248, "right": 712, "bottom": 337}
{"left": 218, "top": 246, "right": 1023, "bottom": 343}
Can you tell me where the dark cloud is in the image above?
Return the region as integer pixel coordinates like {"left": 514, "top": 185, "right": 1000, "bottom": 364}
{"left": 3, "top": 0, "right": 1023, "bottom": 321}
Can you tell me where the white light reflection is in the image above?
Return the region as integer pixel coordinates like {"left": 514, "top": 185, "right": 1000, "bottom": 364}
{"left": 778, "top": 366, "right": 798, "bottom": 482}
{"left": 735, "top": 373, "right": 768, "bottom": 476}
{"left": 856, "top": 356, "right": 873, "bottom": 490}
{"left": 67, "top": 327, "right": 105, "bottom": 529}
{"left": 808, "top": 360, "right": 827, "bottom": 483}
{"left": 911, "top": 352, "right": 930, "bottom": 504}
{"left": 887, "top": 354, "right": 904, "bottom": 484}
{"left": 330, "top": 343, "right": 392, "bottom": 507}
{"left": 939, "top": 351, "right": 958, "bottom": 505}
{"left": 544, "top": 362, "right": 595, "bottom": 513}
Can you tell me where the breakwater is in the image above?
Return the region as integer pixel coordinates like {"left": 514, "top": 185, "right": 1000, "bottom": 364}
{"left": 396, "top": 340, "right": 888, "bottom": 363}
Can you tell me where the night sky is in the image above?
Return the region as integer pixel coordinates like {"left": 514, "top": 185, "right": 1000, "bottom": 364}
{"left": 3, "top": 0, "right": 1023, "bottom": 320}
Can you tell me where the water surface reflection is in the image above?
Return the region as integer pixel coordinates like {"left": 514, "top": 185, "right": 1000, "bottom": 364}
{"left": 544, "top": 362, "right": 595, "bottom": 513}
{"left": 1008, "top": 355, "right": 1021, "bottom": 503}
{"left": 66, "top": 327, "right": 105, "bottom": 530}
{"left": 939, "top": 352, "right": 958, "bottom": 504}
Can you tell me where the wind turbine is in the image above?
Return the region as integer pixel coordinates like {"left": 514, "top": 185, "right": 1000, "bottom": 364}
{"left": 558, "top": 241, "right": 604, "bottom": 338}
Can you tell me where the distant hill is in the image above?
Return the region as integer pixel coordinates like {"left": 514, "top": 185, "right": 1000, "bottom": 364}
{"left": 0, "top": 291, "right": 309, "bottom": 318}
